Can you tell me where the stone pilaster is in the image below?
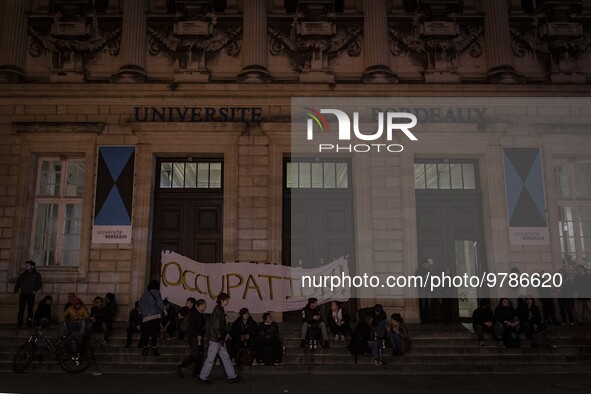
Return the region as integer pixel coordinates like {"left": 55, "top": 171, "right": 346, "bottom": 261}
{"left": 113, "top": 0, "right": 148, "bottom": 83}
{"left": 238, "top": 0, "right": 271, "bottom": 82}
{"left": 0, "top": 0, "right": 29, "bottom": 83}
{"left": 483, "top": 0, "right": 521, "bottom": 83}
{"left": 362, "top": 0, "right": 397, "bottom": 83}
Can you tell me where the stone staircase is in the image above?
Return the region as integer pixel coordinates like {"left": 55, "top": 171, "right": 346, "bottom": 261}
{"left": 1, "top": 323, "right": 591, "bottom": 375}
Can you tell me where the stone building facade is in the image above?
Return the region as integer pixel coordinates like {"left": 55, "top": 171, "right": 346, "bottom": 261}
{"left": 1, "top": 0, "right": 591, "bottom": 323}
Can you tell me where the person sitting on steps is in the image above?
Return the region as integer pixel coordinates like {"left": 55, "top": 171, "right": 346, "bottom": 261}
{"left": 299, "top": 298, "right": 329, "bottom": 349}
{"left": 327, "top": 301, "right": 351, "bottom": 341}
{"left": 472, "top": 299, "right": 494, "bottom": 347}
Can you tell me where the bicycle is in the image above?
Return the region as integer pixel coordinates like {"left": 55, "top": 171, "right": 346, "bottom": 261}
{"left": 12, "top": 326, "right": 93, "bottom": 373}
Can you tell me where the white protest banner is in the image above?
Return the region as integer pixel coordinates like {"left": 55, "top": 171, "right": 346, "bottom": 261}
{"left": 160, "top": 251, "right": 350, "bottom": 313}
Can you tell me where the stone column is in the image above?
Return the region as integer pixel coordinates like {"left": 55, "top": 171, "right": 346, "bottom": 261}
{"left": 238, "top": 0, "right": 271, "bottom": 82}
{"left": 113, "top": 0, "right": 147, "bottom": 83}
{"left": 362, "top": 0, "right": 397, "bottom": 83}
{"left": 483, "top": 0, "right": 521, "bottom": 83}
{"left": 0, "top": 0, "right": 29, "bottom": 83}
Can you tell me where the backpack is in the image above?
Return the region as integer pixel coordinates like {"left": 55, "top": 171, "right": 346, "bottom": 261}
{"left": 236, "top": 348, "right": 255, "bottom": 366}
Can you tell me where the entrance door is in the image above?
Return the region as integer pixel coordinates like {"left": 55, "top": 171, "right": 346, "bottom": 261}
{"left": 151, "top": 159, "right": 223, "bottom": 279}
{"left": 282, "top": 158, "right": 356, "bottom": 319}
{"left": 282, "top": 159, "right": 355, "bottom": 268}
{"left": 415, "top": 160, "right": 486, "bottom": 322}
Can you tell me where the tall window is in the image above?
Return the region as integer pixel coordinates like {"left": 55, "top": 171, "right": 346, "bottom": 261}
{"left": 32, "top": 158, "right": 85, "bottom": 267}
{"left": 555, "top": 159, "right": 591, "bottom": 268}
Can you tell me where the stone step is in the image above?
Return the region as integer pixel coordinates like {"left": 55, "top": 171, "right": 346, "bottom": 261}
{"left": 2, "top": 360, "right": 591, "bottom": 375}
{"left": 0, "top": 343, "right": 588, "bottom": 357}
{"left": 2, "top": 323, "right": 589, "bottom": 375}
{"left": 3, "top": 347, "right": 589, "bottom": 365}
{"left": 2, "top": 336, "right": 589, "bottom": 349}
{"left": 2, "top": 325, "right": 588, "bottom": 340}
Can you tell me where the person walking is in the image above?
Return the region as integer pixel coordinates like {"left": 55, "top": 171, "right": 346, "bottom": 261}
{"left": 177, "top": 298, "right": 206, "bottom": 378}
{"left": 197, "top": 293, "right": 240, "bottom": 384}
{"left": 14, "top": 260, "right": 42, "bottom": 328}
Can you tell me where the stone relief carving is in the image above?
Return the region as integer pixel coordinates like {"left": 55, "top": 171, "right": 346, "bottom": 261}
{"left": 389, "top": 24, "right": 482, "bottom": 82}
{"left": 28, "top": 21, "right": 121, "bottom": 79}
{"left": 511, "top": 25, "right": 591, "bottom": 83}
{"left": 511, "top": 1, "right": 589, "bottom": 83}
{"left": 147, "top": 23, "right": 241, "bottom": 80}
{"left": 268, "top": 23, "right": 361, "bottom": 81}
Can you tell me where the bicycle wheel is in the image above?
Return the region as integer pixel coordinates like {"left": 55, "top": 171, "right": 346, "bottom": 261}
{"left": 12, "top": 342, "right": 36, "bottom": 373}
{"left": 59, "top": 342, "right": 93, "bottom": 373}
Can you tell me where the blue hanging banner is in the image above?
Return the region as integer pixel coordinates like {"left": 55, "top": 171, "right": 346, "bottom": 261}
{"left": 92, "top": 146, "right": 135, "bottom": 243}
{"left": 503, "top": 147, "right": 549, "bottom": 245}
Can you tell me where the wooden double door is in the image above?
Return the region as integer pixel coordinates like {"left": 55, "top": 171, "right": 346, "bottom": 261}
{"left": 151, "top": 195, "right": 223, "bottom": 279}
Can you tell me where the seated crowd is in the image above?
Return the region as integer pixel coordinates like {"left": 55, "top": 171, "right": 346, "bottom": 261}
{"left": 25, "top": 286, "right": 574, "bottom": 377}
{"left": 472, "top": 296, "right": 552, "bottom": 348}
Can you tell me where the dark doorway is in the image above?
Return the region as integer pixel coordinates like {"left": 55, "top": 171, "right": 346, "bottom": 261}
{"left": 282, "top": 158, "right": 356, "bottom": 320}
{"left": 415, "top": 160, "right": 486, "bottom": 323}
{"left": 151, "top": 159, "right": 223, "bottom": 279}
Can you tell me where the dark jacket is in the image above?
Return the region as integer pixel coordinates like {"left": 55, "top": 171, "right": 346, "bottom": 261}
{"left": 494, "top": 305, "right": 519, "bottom": 324}
{"left": 14, "top": 269, "right": 42, "bottom": 294}
{"left": 231, "top": 317, "right": 257, "bottom": 348}
{"left": 327, "top": 307, "right": 351, "bottom": 328}
{"left": 128, "top": 308, "right": 141, "bottom": 328}
{"left": 105, "top": 298, "right": 118, "bottom": 323}
{"left": 391, "top": 321, "right": 412, "bottom": 353}
{"left": 90, "top": 306, "right": 109, "bottom": 324}
{"left": 186, "top": 307, "right": 206, "bottom": 340}
{"left": 348, "top": 318, "right": 371, "bottom": 355}
{"left": 206, "top": 304, "right": 227, "bottom": 342}
{"left": 302, "top": 306, "right": 323, "bottom": 327}
{"left": 357, "top": 306, "right": 386, "bottom": 327}
{"left": 33, "top": 300, "right": 51, "bottom": 324}
{"left": 518, "top": 304, "right": 542, "bottom": 327}
{"left": 472, "top": 306, "right": 494, "bottom": 326}
{"left": 256, "top": 321, "right": 280, "bottom": 344}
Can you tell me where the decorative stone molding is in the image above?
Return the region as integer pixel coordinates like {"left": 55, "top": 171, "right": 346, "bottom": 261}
{"left": 268, "top": 24, "right": 361, "bottom": 83}
{"left": 148, "top": 24, "right": 241, "bottom": 82}
{"left": 511, "top": 0, "right": 588, "bottom": 83}
{"left": 511, "top": 25, "right": 591, "bottom": 84}
{"left": 28, "top": 22, "right": 121, "bottom": 81}
{"left": 12, "top": 122, "right": 105, "bottom": 134}
{"left": 268, "top": 0, "right": 360, "bottom": 83}
{"left": 389, "top": 25, "right": 483, "bottom": 83}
